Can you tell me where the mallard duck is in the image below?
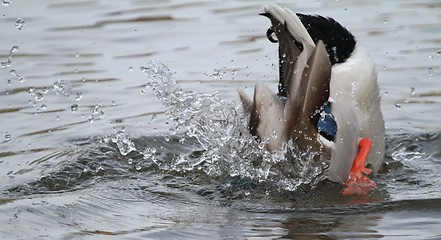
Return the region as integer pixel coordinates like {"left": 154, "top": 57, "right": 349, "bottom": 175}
{"left": 239, "top": 4, "right": 385, "bottom": 195}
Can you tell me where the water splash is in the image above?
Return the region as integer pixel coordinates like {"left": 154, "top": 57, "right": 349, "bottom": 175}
{"left": 9, "top": 69, "right": 24, "bottom": 82}
{"left": 53, "top": 79, "right": 72, "bottom": 97}
{"left": 138, "top": 60, "right": 326, "bottom": 192}
{"left": 87, "top": 105, "right": 106, "bottom": 122}
{"left": 26, "top": 87, "right": 36, "bottom": 95}
{"left": 15, "top": 18, "right": 25, "bottom": 30}
{"left": 109, "top": 128, "right": 136, "bottom": 156}
{"left": 26, "top": 87, "right": 41, "bottom": 102}
{"left": 34, "top": 92, "right": 44, "bottom": 101}
{"left": 0, "top": 46, "right": 18, "bottom": 68}
{"left": 205, "top": 68, "right": 226, "bottom": 79}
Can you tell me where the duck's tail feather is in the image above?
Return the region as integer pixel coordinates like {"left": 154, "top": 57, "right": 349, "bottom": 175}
{"left": 262, "top": 3, "right": 315, "bottom": 98}
{"left": 248, "top": 82, "right": 286, "bottom": 150}
{"left": 284, "top": 40, "right": 331, "bottom": 151}
{"left": 242, "top": 4, "right": 331, "bottom": 151}
{"left": 262, "top": 3, "right": 315, "bottom": 48}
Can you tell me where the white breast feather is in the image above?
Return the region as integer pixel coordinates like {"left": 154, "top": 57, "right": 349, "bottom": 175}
{"left": 327, "top": 45, "right": 385, "bottom": 183}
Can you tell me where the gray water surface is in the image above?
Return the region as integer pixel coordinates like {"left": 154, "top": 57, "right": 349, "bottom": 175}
{"left": 1, "top": 0, "right": 441, "bottom": 239}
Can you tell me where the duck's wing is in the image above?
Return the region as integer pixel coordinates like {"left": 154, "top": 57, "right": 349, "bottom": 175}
{"left": 245, "top": 4, "right": 332, "bottom": 151}
{"left": 261, "top": 3, "right": 315, "bottom": 99}
{"left": 288, "top": 40, "right": 331, "bottom": 151}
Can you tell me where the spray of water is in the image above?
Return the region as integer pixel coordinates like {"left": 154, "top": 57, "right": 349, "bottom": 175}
{"left": 124, "top": 60, "right": 328, "bottom": 191}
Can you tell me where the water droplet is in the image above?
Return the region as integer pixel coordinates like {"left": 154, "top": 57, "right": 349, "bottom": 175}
{"left": 411, "top": 87, "right": 416, "bottom": 96}
{"left": 71, "top": 104, "right": 78, "bottom": 112}
{"left": 141, "top": 60, "right": 173, "bottom": 79}
{"left": 395, "top": 103, "right": 402, "bottom": 108}
{"left": 26, "top": 87, "right": 36, "bottom": 95}
{"left": 36, "top": 104, "right": 47, "bottom": 112}
{"left": 53, "top": 79, "right": 72, "bottom": 97}
{"left": 34, "top": 92, "right": 43, "bottom": 101}
{"left": 428, "top": 55, "right": 433, "bottom": 60}
{"left": 75, "top": 92, "right": 82, "bottom": 101}
{"left": 74, "top": 52, "right": 80, "bottom": 58}
{"left": 211, "top": 68, "right": 225, "bottom": 79}
{"left": 87, "top": 116, "right": 94, "bottom": 123}
{"left": 135, "top": 164, "right": 142, "bottom": 171}
{"left": 164, "top": 135, "right": 170, "bottom": 142}
{"left": 384, "top": 91, "right": 389, "bottom": 96}
{"left": 94, "top": 106, "right": 105, "bottom": 119}
{"left": 351, "top": 81, "right": 358, "bottom": 96}
{"left": 437, "top": 50, "right": 441, "bottom": 56}
{"left": 1, "top": 46, "right": 18, "bottom": 68}
{"left": 169, "top": 128, "right": 177, "bottom": 135}
{"left": 10, "top": 46, "right": 18, "bottom": 53}
{"left": 383, "top": 19, "right": 388, "bottom": 24}
{"left": 88, "top": 105, "right": 106, "bottom": 122}
{"left": 128, "top": 66, "right": 133, "bottom": 71}
{"left": 1, "top": 0, "right": 11, "bottom": 6}
{"left": 41, "top": 87, "right": 50, "bottom": 93}
{"left": 0, "top": 60, "right": 10, "bottom": 68}
{"left": 7, "top": 80, "right": 11, "bottom": 85}
{"left": 403, "top": 98, "right": 409, "bottom": 103}
{"left": 428, "top": 67, "right": 433, "bottom": 76}
{"left": 149, "top": 113, "right": 157, "bottom": 124}
{"left": 5, "top": 133, "right": 11, "bottom": 141}
{"left": 15, "top": 18, "right": 25, "bottom": 30}
{"left": 271, "top": 130, "right": 277, "bottom": 139}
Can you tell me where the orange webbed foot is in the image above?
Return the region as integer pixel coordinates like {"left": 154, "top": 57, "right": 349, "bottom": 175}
{"left": 341, "top": 138, "right": 377, "bottom": 196}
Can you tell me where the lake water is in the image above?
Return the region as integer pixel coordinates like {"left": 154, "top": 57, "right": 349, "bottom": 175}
{"left": 1, "top": 0, "right": 441, "bottom": 239}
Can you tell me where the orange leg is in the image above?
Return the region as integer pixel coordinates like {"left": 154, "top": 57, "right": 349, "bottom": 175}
{"left": 341, "top": 138, "right": 377, "bottom": 196}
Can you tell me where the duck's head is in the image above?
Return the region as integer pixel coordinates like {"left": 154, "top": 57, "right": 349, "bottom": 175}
{"left": 239, "top": 4, "right": 385, "bottom": 195}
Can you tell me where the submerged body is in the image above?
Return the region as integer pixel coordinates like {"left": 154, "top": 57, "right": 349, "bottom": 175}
{"left": 240, "top": 4, "right": 385, "bottom": 194}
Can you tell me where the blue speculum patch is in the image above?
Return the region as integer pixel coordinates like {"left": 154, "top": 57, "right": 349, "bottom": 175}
{"left": 317, "top": 102, "right": 337, "bottom": 141}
